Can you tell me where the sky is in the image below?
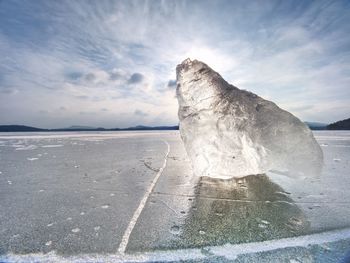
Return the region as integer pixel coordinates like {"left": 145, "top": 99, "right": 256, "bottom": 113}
{"left": 0, "top": 0, "right": 349, "bottom": 128}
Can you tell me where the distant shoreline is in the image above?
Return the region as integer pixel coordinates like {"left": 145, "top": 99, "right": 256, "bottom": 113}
{"left": 1, "top": 122, "right": 350, "bottom": 132}
{"left": 0, "top": 125, "right": 179, "bottom": 133}
{"left": 1, "top": 118, "right": 350, "bottom": 132}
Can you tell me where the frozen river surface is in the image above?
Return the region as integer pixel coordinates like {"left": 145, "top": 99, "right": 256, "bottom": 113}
{"left": 0, "top": 131, "right": 349, "bottom": 262}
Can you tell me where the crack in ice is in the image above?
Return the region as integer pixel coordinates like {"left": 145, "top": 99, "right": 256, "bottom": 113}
{"left": 117, "top": 140, "right": 170, "bottom": 254}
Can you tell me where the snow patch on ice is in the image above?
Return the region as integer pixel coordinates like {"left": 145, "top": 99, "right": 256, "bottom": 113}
{"left": 41, "top": 144, "right": 63, "bottom": 148}
{"left": 45, "top": 241, "right": 52, "bottom": 246}
{"left": 170, "top": 225, "right": 181, "bottom": 235}
{"left": 71, "top": 228, "right": 80, "bottom": 233}
{"left": 1, "top": 228, "right": 350, "bottom": 262}
{"left": 15, "top": 145, "right": 38, "bottom": 150}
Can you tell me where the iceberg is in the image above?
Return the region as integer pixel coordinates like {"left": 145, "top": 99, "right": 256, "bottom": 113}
{"left": 176, "top": 59, "right": 323, "bottom": 179}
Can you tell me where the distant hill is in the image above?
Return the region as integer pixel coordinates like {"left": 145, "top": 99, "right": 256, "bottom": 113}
{"left": 0, "top": 125, "right": 47, "bottom": 132}
{"left": 0, "top": 124, "right": 179, "bottom": 132}
{"left": 52, "top": 125, "right": 106, "bottom": 131}
{"left": 327, "top": 118, "right": 350, "bottom": 130}
{"left": 64, "top": 125, "right": 99, "bottom": 130}
{"left": 304, "top": 122, "right": 328, "bottom": 130}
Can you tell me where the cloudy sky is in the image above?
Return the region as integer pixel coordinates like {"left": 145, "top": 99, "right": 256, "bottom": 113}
{"left": 0, "top": 0, "right": 349, "bottom": 128}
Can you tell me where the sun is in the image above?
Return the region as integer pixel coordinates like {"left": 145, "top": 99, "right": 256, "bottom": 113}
{"left": 182, "top": 45, "right": 236, "bottom": 73}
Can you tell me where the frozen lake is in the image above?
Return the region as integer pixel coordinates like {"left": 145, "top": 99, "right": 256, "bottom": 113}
{"left": 0, "top": 130, "right": 349, "bottom": 262}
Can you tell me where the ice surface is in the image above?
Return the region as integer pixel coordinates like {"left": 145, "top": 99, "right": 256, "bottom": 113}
{"left": 0, "top": 131, "right": 173, "bottom": 255}
{"left": 0, "top": 130, "right": 349, "bottom": 262}
{"left": 176, "top": 59, "right": 323, "bottom": 178}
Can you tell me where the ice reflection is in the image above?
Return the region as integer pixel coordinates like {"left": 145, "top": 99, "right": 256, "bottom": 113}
{"left": 175, "top": 174, "right": 310, "bottom": 248}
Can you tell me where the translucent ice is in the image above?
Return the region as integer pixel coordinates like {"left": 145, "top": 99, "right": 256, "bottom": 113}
{"left": 176, "top": 59, "right": 323, "bottom": 179}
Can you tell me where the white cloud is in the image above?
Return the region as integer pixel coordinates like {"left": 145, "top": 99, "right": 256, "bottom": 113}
{"left": 0, "top": 0, "right": 349, "bottom": 127}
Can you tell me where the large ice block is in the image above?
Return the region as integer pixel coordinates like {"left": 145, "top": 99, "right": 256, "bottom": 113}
{"left": 176, "top": 59, "right": 323, "bottom": 179}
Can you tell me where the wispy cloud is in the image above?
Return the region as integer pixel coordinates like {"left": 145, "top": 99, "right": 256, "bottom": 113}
{"left": 0, "top": 0, "right": 349, "bottom": 128}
